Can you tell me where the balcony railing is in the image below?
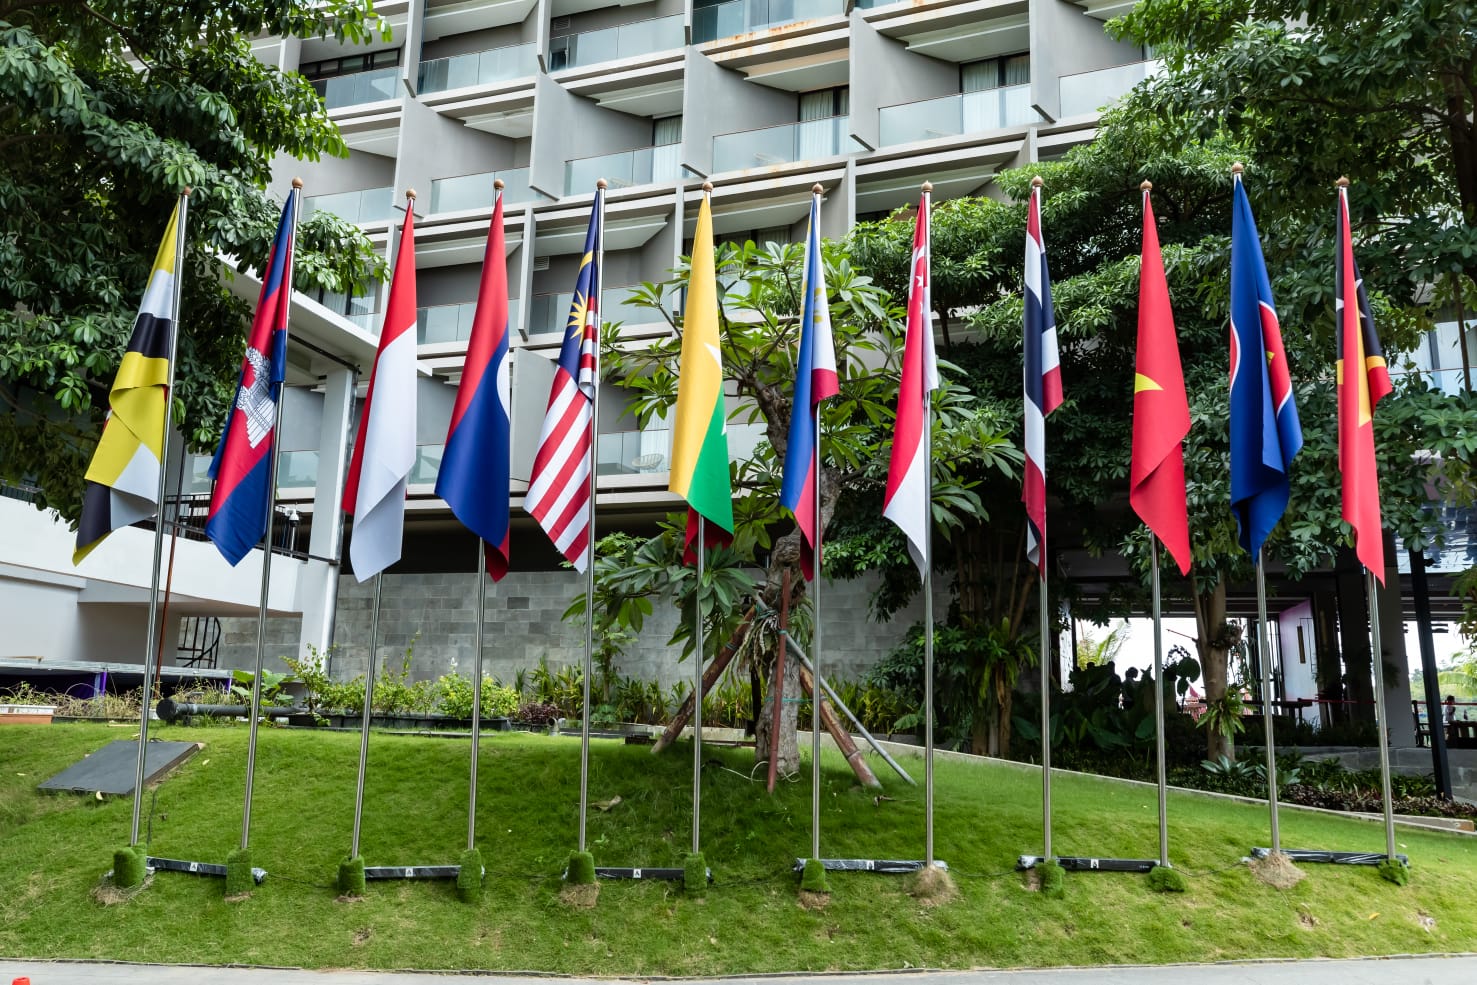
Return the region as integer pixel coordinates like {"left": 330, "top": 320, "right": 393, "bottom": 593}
{"left": 312, "top": 67, "right": 400, "bottom": 110}
{"left": 1058, "top": 60, "right": 1163, "bottom": 118}
{"left": 595, "top": 421, "right": 763, "bottom": 474}
{"left": 691, "top": 0, "right": 843, "bottom": 42}
{"left": 277, "top": 450, "right": 321, "bottom": 489}
{"left": 878, "top": 85, "right": 1039, "bottom": 146}
{"left": 417, "top": 42, "right": 537, "bottom": 94}
{"left": 712, "top": 115, "right": 849, "bottom": 172}
{"left": 429, "top": 168, "right": 534, "bottom": 213}
{"left": 547, "top": 13, "right": 684, "bottom": 72}
{"left": 417, "top": 299, "right": 524, "bottom": 346}
{"left": 528, "top": 289, "right": 658, "bottom": 338}
{"left": 410, "top": 444, "right": 443, "bottom": 485}
{"left": 564, "top": 144, "right": 682, "bottom": 195}
{"left": 302, "top": 186, "right": 395, "bottom": 224}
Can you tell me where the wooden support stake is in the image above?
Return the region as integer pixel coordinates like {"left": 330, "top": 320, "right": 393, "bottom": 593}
{"left": 797, "top": 664, "right": 881, "bottom": 789}
{"left": 767, "top": 569, "right": 791, "bottom": 793}
{"left": 653, "top": 608, "right": 755, "bottom": 753}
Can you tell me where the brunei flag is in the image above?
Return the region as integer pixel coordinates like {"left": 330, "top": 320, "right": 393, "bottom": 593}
{"left": 669, "top": 192, "right": 734, "bottom": 563}
{"left": 74, "top": 200, "right": 184, "bottom": 564}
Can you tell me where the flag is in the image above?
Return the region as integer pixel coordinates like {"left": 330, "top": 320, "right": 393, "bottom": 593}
{"left": 1022, "top": 181, "right": 1062, "bottom": 570}
{"left": 670, "top": 191, "right": 735, "bottom": 564}
{"left": 779, "top": 192, "right": 839, "bottom": 579}
{"left": 1130, "top": 186, "right": 1192, "bottom": 576}
{"left": 343, "top": 196, "right": 418, "bottom": 581}
{"left": 204, "top": 189, "right": 298, "bottom": 566}
{"left": 1335, "top": 181, "right": 1393, "bottom": 580}
{"left": 882, "top": 192, "right": 939, "bottom": 576}
{"left": 74, "top": 199, "right": 184, "bottom": 564}
{"left": 526, "top": 189, "right": 601, "bottom": 572}
{"left": 436, "top": 189, "right": 512, "bottom": 580}
{"left": 1229, "top": 172, "right": 1302, "bottom": 560}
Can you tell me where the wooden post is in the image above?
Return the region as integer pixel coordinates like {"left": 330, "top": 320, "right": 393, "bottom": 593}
{"left": 796, "top": 664, "right": 881, "bottom": 789}
{"left": 653, "top": 609, "right": 755, "bottom": 753}
{"left": 767, "top": 570, "right": 791, "bottom": 793}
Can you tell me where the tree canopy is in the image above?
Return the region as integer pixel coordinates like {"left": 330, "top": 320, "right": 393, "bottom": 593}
{"left": 0, "top": 0, "right": 387, "bottom": 519}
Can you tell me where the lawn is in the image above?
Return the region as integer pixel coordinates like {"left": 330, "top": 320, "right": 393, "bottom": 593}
{"left": 0, "top": 722, "right": 1473, "bottom": 973}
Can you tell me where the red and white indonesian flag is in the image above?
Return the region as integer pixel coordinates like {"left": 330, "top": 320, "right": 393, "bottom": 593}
{"left": 882, "top": 193, "right": 939, "bottom": 575}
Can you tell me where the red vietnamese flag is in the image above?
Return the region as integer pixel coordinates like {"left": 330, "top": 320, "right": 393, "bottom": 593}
{"left": 1129, "top": 183, "right": 1192, "bottom": 575}
{"left": 1335, "top": 180, "right": 1393, "bottom": 581}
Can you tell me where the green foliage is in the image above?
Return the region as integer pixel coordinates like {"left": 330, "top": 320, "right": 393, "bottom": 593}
{"left": 112, "top": 845, "right": 145, "bottom": 888}
{"left": 799, "top": 857, "right": 830, "bottom": 894}
{"left": 684, "top": 852, "right": 707, "bottom": 896}
{"left": 1038, "top": 860, "right": 1065, "bottom": 900}
{"left": 224, "top": 847, "right": 253, "bottom": 897}
{"left": 1197, "top": 690, "right": 1247, "bottom": 741}
{"left": 434, "top": 673, "right": 519, "bottom": 721}
{"left": 1147, "top": 865, "right": 1188, "bottom": 894}
{"left": 565, "top": 850, "right": 596, "bottom": 886}
{"left": 456, "top": 848, "right": 483, "bottom": 903}
{"left": 337, "top": 855, "right": 365, "bottom": 897}
{"left": 229, "top": 668, "right": 294, "bottom": 707}
{"left": 0, "top": 1, "right": 388, "bottom": 517}
{"left": 371, "top": 636, "right": 437, "bottom": 714}
{"left": 1013, "top": 656, "right": 1201, "bottom": 760}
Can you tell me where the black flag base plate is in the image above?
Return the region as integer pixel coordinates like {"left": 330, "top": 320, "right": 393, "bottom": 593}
{"left": 145, "top": 856, "right": 267, "bottom": 884}
{"left": 364, "top": 864, "right": 464, "bottom": 880}
{"left": 1017, "top": 854, "right": 1157, "bottom": 873}
{"left": 1249, "top": 847, "right": 1409, "bottom": 866}
{"left": 793, "top": 858, "right": 948, "bottom": 874}
{"left": 593, "top": 866, "right": 712, "bottom": 882}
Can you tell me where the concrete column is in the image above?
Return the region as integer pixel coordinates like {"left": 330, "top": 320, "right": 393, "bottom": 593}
{"left": 1377, "top": 547, "right": 1416, "bottom": 747}
{"left": 298, "top": 365, "right": 355, "bottom": 664}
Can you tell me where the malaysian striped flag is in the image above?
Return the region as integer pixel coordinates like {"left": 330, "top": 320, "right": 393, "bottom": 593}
{"left": 1022, "top": 179, "right": 1062, "bottom": 570}
{"left": 526, "top": 189, "right": 602, "bottom": 571}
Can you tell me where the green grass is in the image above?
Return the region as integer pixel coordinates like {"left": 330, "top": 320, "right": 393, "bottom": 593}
{"left": 1, "top": 722, "right": 1475, "bottom": 973}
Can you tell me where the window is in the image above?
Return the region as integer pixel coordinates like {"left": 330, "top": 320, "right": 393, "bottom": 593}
{"left": 299, "top": 48, "right": 402, "bottom": 81}
{"left": 798, "top": 87, "right": 848, "bottom": 160}
{"left": 961, "top": 54, "right": 1031, "bottom": 133}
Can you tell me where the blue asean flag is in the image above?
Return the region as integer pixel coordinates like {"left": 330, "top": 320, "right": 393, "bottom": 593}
{"left": 1229, "top": 172, "right": 1302, "bottom": 559}
{"left": 205, "top": 189, "right": 297, "bottom": 565}
{"left": 436, "top": 189, "right": 512, "bottom": 579}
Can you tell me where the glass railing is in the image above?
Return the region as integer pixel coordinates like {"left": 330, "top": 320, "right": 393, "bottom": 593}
{"left": 428, "top": 168, "right": 534, "bottom": 213}
{"left": 547, "top": 13, "right": 684, "bottom": 71}
{"left": 691, "top": 0, "right": 843, "bottom": 42}
{"left": 1058, "top": 60, "right": 1162, "bottom": 119}
{"left": 878, "top": 85, "right": 1039, "bottom": 146}
{"left": 277, "top": 450, "right": 321, "bottom": 489}
{"left": 417, "top": 42, "right": 537, "bottom": 94}
{"left": 528, "top": 289, "right": 658, "bottom": 338}
{"left": 596, "top": 428, "right": 672, "bottom": 475}
{"left": 312, "top": 67, "right": 400, "bottom": 110}
{"left": 417, "top": 299, "right": 523, "bottom": 346}
{"left": 564, "top": 144, "right": 682, "bottom": 195}
{"left": 410, "top": 444, "right": 444, "bottom": 485}
{"left": 712, "top": 115, "right": 848, "bottom": 172}
{"left": 302, "top": 186, "right": 395, "bottom": 224}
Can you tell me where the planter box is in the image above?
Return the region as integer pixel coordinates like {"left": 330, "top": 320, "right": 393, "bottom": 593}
{"left": 0, "top": 704, "right": 55, "bottom": 725}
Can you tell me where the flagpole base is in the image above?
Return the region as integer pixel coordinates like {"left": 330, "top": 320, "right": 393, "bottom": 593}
{"left": 456, "top": 848, "right": 484, "bottom": 903}
{"left": 684, "top": 852, "right": 708, "bottom": 896}
{"left": 1250, "top": 847, "right": 1408, "bottom": 866}
{"left": 1018, "top": 854, "right": 1156, "bottom": 873}
{"left": 363, "top": 863, "right": 465, "bottom": 880}
{"left": 588, "top": 865, "right": 709, "bottom": 882}
{"left": 565, "top": 850, "right": 596, "bottom": 885}
{"left": 224, "top": 848, "right": 257, "bottom": 897}
{"left": 112, "top": 846, "right": 146, "bottom": 889}
{"left": 337, "top": 855, "right": 366, "bottom": 896}
{"left": 793, "top": 858, "right": 947, "bottom": 874}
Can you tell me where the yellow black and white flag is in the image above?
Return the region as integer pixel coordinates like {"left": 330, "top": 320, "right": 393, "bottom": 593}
{"left": 73, "top": 200, "right": 183, "bottom": 564}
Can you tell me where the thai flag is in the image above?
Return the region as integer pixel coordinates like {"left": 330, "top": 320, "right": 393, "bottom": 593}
{"left": 779, "top": 191, "right": 839, "bottom": 580}
{"left": 205, "top": 189, "right": 298, "bottom": 566}
{"left": 436, "top": 188, "right": 512, "bottom": 580}
{"left": 1229, "top": 171, "right": 1302, "bottom": 560}
{"left": 1022, "top": 181, "right": 1063, "bottom": 570}
{"left": 882, "top": 192, "right": 939, "bottom": 575}
{"left": 526, "top": 188, "right": 602, "bottom": 572}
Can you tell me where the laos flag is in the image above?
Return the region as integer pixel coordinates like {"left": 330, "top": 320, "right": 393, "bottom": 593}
{"left": 205, "top": 189, "right": 298, "bottom": 566}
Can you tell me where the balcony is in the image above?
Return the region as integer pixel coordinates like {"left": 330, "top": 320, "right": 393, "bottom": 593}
{"left": 596, "top": 421, "right": 763, "bottom": 474}
{"left": 691, "top": 0, "right": 844, "bottom": 43}
{"left": 429, "top": 168, "right": 534, "bottom": 213}
{"left": 564, "top": 144, "right": 682, "bottom": 196}
{"left": 528, "top": 289, "right": 659, "bottom": 339}
{"left": 712, "top": 116, "right": 849, "bottom": 173}
{"left": 277, "top": 450, "right": 321, "bottom": 490}
{"left": 312, "top": 67, "right": 400, "bottom": 110}
{"left": 878, "top": 86, "right": 1040, "bottom": 146}
{"left": 302, "top": 186, "right": 395, "bottom": 224}
{"left": 1058, "top": 60, "right": 1163, "bottom": 119}
{"left": 417, "top": 299, "right": 523, "bottom": 346}
{"left": 547, "top": 14, "right": 685, "bottom": 72}
{"left": 418, "top": 42, "right": 537, "bottom": 94}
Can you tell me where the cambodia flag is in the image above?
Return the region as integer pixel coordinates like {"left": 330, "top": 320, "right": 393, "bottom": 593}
{"left": 1335, "top": 181, "right": 1393, "bottom": 581}
{"left": 1229, "top": 171, "right": 1302, "bottom": 560}
{"left": 779, "top": 191, "right": 839, "bottom": 580}
{"left": 205, "top": 189, "right": 298, "bottom": 566}
{"left": 1022, "top": 179, "right": 1062, "bottom": 571}
{"left": 436, "top": 188, "right": 512, "bottom": 580}
{"left": 1130, "top": 184, "right": 1192, "bottom": 576}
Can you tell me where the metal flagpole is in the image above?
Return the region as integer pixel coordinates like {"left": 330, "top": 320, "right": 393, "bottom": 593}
{"left": 810, "top": 370, "right": 823, "bottom": 863}
{"left": 468, "top": 540, "right": 486, "bottom": 851}
{"left": 1040, "top": 565, "right": 1052, "bottom": 861}
{"left": 351, "top": 573, "right": 384, "bottom": 859}
{"left": 241, "top": 180, "right": 303, "bottom": 851}
{"left": 1151, "top": 538, "right": 1168, "bottom": 868}
{"left": 1366, "top": 568, "right": 1397, "bottom": 859}
{"left": 922, "top": 187, "right": 935, "bottom": 869}
{"left": 694, "top": 515, "right": 705, "bottom": 856}
{"left": 130, "top": 187, "right": 191, "bottom": 847}
{"left": 578, "top": 179, "right": 608, "bottom": 855}
{"left": 1255, "top": 550, "right": 1281, "bottom": 853}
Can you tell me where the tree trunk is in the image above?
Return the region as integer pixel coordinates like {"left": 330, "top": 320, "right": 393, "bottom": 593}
{"left": 1193, "top": 578, "right": 1233, "bottom": 762}
{"left": 756, "top": 646, "right": 800, "bottom": 776}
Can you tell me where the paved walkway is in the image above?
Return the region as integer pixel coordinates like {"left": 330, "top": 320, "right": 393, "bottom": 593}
{"left": 2, "top": 957, "right": 1476, "bottom": 985}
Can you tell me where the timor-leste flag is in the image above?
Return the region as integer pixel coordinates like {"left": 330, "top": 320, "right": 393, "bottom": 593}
{"left": 1335, "top": 182, "right": 1393, "bottom": 581}
{"left": 74, "top": 199, "right": 184, "bottom": 564}
{"left": 669, "top": 192, "right": 734, "bottom": 563}
{"left": 1129, "top": 185, "right": 1192, "bottom": 576}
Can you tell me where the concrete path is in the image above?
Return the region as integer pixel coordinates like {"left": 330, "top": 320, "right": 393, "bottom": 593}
{"left": 2, "top": 956, "right": 1476, "bottom": 985}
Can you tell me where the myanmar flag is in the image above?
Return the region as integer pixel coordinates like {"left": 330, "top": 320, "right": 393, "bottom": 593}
{"left": 669, "top": 193, "right": 733, "bottom": 562}
{"left": 74, "top": 199, "right": 184, "bottom": 564}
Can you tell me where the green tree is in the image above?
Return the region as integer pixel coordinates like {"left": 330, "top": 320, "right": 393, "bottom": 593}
{"left": 0, "top": 0, "right": 387, "bottom": 518}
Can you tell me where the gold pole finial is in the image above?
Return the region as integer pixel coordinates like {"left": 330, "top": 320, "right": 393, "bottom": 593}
{"left": 596, "top": 178, "right": 608, "bottom": 190}
{"left": 812, "top": 183, "right": 824, "bottom": 195}
{"left": 1031, "top": 175, "right": 1043, "bottom": 189}
{"left": 921, "top": 181, "right": 933, "bottom": 194}
{"left": 405, "top": 188, "right": 417, "bottom": 201}
{"left": 1336, "top": 176, "right": 1350, "bottom": 188}
{"left": 1230, "top": 162, "right": 1244, "bottom": 176}
{"left": 494, "top": 178, "right": 505, "bottom": 191}
{"left": 291, "top": 177, "right": 304, "bottom": 189}
{"left": 1140, "top": 180, "right": 1152, "bottom": 192}
{"left": 702, "top": 181, "right": 714, "bottom": 193}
